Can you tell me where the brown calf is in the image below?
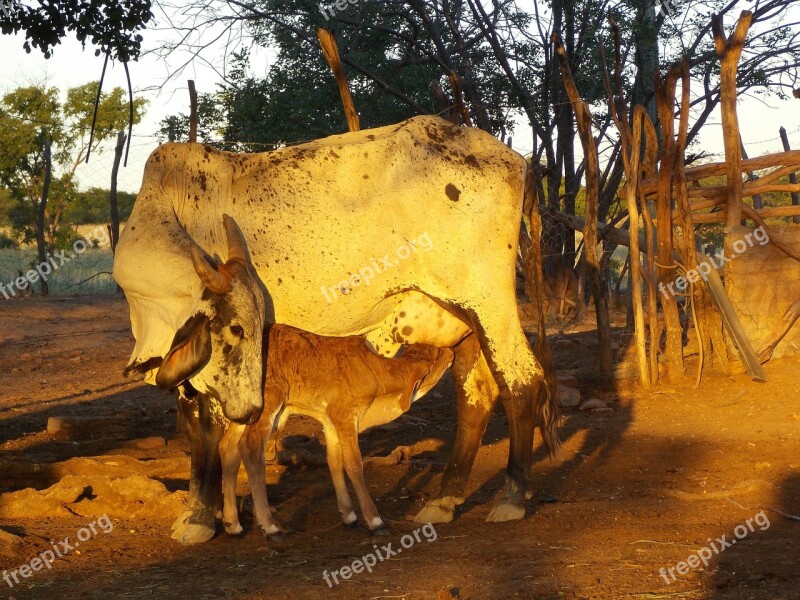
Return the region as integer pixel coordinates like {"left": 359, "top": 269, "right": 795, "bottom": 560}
{"left": 219, "top": 324, "right": 454, "bottom": 538}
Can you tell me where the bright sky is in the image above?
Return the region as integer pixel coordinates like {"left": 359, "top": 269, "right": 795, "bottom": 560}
{"left": 0, "top": 8, "right": 799, "bottom": 194}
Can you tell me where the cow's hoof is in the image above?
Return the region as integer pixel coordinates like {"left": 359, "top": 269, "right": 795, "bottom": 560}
{"left": 485, "top": 502, "right": 525, "bottom": 523}
{"left": 171, "top": 522, "right": 216, "bottom": 545}
{"left": 412, "top": 497, "right": 456, "bottom": 524}
{"left": 171, "top": 510, "right": 191, "bottom": 532}
{"left": 341, "top": 511, "right": 358, "bottom": 527}
{"left": 370, "top": 523, "right": 391, "bottom": 537}
{"left": 224, "top": 522, "right": 243, "bottom": 536}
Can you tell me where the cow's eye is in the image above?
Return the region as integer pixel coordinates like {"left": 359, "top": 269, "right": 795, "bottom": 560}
{"left": 229, "top": 325, "right": 245, "bottom": 339}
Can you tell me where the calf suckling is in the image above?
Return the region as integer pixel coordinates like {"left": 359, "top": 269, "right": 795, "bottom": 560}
{"left": 220, "top": 325, "right": 454, "bottom": 539}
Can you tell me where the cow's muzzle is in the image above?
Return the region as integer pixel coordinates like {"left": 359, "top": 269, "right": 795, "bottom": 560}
{"left": 226, "top": 403, "right": 263, "bottom": 425}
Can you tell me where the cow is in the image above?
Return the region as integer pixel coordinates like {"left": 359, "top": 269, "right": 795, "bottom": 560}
{"left": 115, "top": 214, "right": 267, "bottom": 543}
{"left": 114, "top": 115, "right": 558, "bottom": 544}
{"left": 219, "top": 324, "right": 454, "bottom": 539}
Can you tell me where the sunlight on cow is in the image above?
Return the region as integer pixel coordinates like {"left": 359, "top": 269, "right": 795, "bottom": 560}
{"left": 115, "top": 115, "right": 558, "bottom": 543}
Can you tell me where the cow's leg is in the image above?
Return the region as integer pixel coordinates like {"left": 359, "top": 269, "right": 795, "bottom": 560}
{"left": 171, "top": 388, "right": 199, "bottom": 535}
{"left": 414, "top": 334, "right": 498, "bottom": 524}
{"left": 239, "top": 418, "right": 284, "bottom": 542}
{"left": 471, "top": 311, "right": 547, "bottom": 522}
{"left": 323, "top": 429, "right": 357, "bottom": 526}
{"left": 220, "top": 423, "right": 245, "bottom": 535}
{"left": 337, "top": 424, "right": 389, "bottom": 535}
{"left": 172, "top": 390, "right": 225, "bottom": 544}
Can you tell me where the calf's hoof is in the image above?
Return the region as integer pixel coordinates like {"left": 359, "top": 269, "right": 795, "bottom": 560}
{"left": 259, "top": 523, "right": 285, "bottom": 543}
{"left": 341, "top": 511, "right": 358, "bottom": 528}
{"left": 171, "top": 522, "right": 216, "bottom": 544}
{"left": 370, "top": 522, "right": 391, "bottom": 537}
{"left": 412, "top": 496, "right": 457, "bottom": 524}
{"left": 224, "top": 521, "right": 243, "bottom": 536}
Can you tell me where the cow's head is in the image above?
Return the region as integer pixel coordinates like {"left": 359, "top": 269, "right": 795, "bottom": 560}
{"left": 155, "top": 215, "right": 265, "bottom": 424}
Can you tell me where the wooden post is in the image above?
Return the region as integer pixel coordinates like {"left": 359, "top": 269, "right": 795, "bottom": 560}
{"left": 36, "top": 138, "right": 52, "bottom": 297}
{"left": 711, "top": 11, "right": 753, "bottom": 248}
{"left": 188, "top": 80, "right": 198, "bottom": 143}
{"left": 779, "top": 126, "right": 800, "bottom": 224}
{"left": 600, "top": 17, "right": 653, "bottom": 387}
{"left": 553, "top": 34, "right": 612, "bottom": 373}
{"left": 739, "top": 136, "right": 763, "bottom": 209}
{"left": 432, "top": 82, "right": 459, "bottom": 124}
{"left": 524, "top": 166, "right": 557, "bottom": 426}
{"left": 109, "top": 130, "right": 126, "bottom": 257}
{"left": 636, "top": 108, "right": 660, "bottom": 383}
{"left": 317, "top": 28, "right": 360, "bottom": 132}
{"left": 448, "top": 72, "right": 473, "bottom": 127}
{"left": 654, "top": 67, "right": 684, "bottom": 381}
{"left": 627, "top": 111, "right": 651, "bottom": 388}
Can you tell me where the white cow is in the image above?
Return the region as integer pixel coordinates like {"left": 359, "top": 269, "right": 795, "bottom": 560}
{"left": 114, "top": 115, "right": 557, "bottom": 544}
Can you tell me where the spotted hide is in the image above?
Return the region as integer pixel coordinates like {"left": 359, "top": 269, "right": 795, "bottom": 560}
{"left": 113, "top": 115, "right": 557, "bottom": 544}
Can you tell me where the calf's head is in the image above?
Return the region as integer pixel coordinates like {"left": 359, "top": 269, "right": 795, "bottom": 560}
{"left": 156, "top": 215, "right": 266, "bottom": 424}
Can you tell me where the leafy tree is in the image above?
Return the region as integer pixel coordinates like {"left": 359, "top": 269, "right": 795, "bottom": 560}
{"left": 0, "top": 0, "right": 152, "bottom": 61}
{"left": 0, "top": 83, "right": 146, "bottom": 251}
{"left": 65, "top": 186, "right": 137, "bottom": 224}
{"left": 156, "top": 0, "right": 800, "bottom": 287}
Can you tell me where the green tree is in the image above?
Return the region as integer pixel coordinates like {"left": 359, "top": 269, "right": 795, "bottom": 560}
{"left": 0, "top": 82, "right": 146, "bottom": 252}
{"left": 65, "top": 186, "right": 137, "bottom": 224}
{"left": 0, "top": 0, "right": 152, "bottom": 62}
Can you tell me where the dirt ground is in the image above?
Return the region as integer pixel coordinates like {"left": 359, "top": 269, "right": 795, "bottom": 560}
{"left": 0, "top": 294, "right": 798, "bottom": 599}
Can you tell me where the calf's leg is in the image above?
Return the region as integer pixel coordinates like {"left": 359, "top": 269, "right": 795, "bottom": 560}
{"left": 337, "top": 423, "right": 389, "bottom": 535}
{"left": 323, "top": 428, "right": 357, "bottom": 526}
{"left": 238, "top": 413, "right": 284, "bottom": 542}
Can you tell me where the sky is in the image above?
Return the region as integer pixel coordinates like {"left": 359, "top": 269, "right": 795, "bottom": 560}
{"left": 0, "top": 5, "right": 799, "bottom": 194}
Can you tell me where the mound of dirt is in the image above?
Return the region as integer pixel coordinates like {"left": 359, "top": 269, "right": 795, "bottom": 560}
{"left": 0, "top": 474, "right": 188, "bottom": 521}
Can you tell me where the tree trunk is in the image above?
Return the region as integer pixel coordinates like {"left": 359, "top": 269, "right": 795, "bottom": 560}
{"left": 554, "top": 35, "right": 612, "bottom": 372}
{"left": 36, "top": 139, "right": 52, "bottom": 297}
{"left": 712, "top": 11, "right": 753, "bottom": 251}
{"left": 634, "top": 1, "right": 660, "bottom": 132}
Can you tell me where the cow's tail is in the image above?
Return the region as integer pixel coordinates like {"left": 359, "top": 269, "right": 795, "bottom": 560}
{"left": 536, "top": 373, "right": 560, "bottom": 458}
{"left": 525, "top": 161, "right": 561, "bottom": 458}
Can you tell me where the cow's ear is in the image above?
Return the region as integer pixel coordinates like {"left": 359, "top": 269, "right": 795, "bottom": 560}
{"left": 156, "top": 314, "right": 212, "bottom": 389}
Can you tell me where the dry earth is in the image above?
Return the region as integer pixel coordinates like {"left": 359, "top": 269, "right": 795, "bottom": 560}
{"left": 0, "top": 295, "right": 798, "bottom": 599}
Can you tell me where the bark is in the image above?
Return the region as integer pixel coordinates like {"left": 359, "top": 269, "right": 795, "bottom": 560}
{"left": 36, "top": 139, "right": 52, "bottom": 297}
{"left": 317, "top": 29, "right": 360, "bottom": 132}
{"left": 711, "top": 11, "right": 753, "bottom": 247}
{"left": 654, "top": 67, "right": 685, "bottom": 382}
{"left": 188, "top": 80, "right": 198, "bottom": 142}
{"left": 553, "top": 34, "right": 612, "bottom": 373}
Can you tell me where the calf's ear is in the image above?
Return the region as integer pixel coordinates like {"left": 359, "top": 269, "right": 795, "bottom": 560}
{"left": 156, "top": 314, "right": 212, "bottom": 389}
